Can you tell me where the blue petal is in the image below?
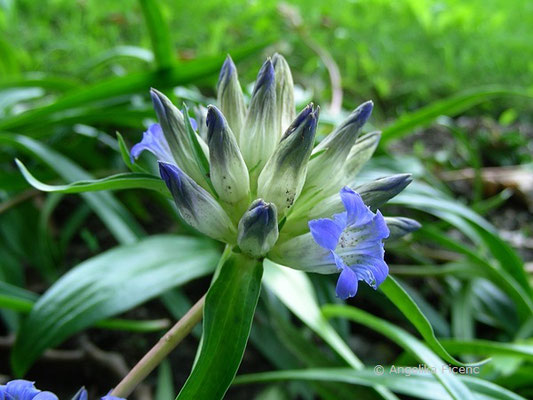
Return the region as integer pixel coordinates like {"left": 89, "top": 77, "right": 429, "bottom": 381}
{"left": 189, "top": 117, "right": 198, "bottom": 131}
{"left": 373, "top": 211, "right": 390, "bottom": 240}
{"left": 101, "top": 392, "right": 126, "bottom": 400}
{"left": 309, "top": 218, "right": 344, "bottom": 251}
{"left": 6, "top": 380, "right": 40, "bottom": 400}
{"left": 336, "top": 266, "right": 359, "bottom": 299}
{"left": 340, "top": 187, "right": 373, "bottom": 227}
{"left": 33, "top": 393, "right": 58, "bottom": 400}
{"left": 353, "top": 257, "right": 389, "bottom": 289}
{"left": 130, "top": 123, "right": 174, "bottom": 164}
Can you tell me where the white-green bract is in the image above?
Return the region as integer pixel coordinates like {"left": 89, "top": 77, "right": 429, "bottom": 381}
{"left": 131, "top": 54, "right": 419, "bottom": 299}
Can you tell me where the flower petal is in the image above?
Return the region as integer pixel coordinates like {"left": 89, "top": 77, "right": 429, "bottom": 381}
{"left": 33, "top": 392, "right": 59, "bottom": 400}
{"left": 336, "top": 266, "right": 359, "bottom": 299}
{"left": 353, "top": 257, "right": 389, "bottom": 289}
{"left": 6, "top": 380, "right": 40, "bottom": 400}
{"left": 130, "top": 123, "right": 174, "bottom": 164}
{"left": 339, "top": 187, "right": 373, "bottom": 227}
{"left": 309, "top": 217, "right": 344, "bottom": 251}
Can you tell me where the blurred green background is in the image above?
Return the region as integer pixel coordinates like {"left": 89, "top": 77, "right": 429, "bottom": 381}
{"left": 3, "top": 0, "right": 533, "bottom": 113}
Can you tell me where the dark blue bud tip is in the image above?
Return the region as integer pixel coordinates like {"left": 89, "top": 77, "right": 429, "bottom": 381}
{"left": 150, "top": 88, "right": 167, "bottom": 119}
{"left": 253, "top": 58, "right": 275, "bottom": 95}
{"left": 355, "top": 100, "right": 374, "bottom": 124}
{"left": 218, "top": 55, "right": 236, "bottom": 88}
{"left": 158, "top": 161, "right": 182, "bottom": 188}
{"left": 206, "top": 105, "right": 227, "bottom": 141}
{"left": 249, "top": 200, "right": 274, "bottom": 225}
{"left": 282, "top": 103, "right": 319, "bottom": 140}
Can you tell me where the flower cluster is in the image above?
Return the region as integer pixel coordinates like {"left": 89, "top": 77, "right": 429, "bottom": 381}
{"left": 0, "top": 380, "right": 124, "bottom": 400}
{"left": 131, "top": 54, "right": 419, "bottom": 299}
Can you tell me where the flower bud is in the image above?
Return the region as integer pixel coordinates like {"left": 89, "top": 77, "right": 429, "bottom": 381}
{"left": 272, "top": 53, "right": 296, "bottom": 133}
{"left": 217, "top": 55, "right": 247, "bottom": 140}
{"left": 151, "top": 89, "right": 210, "bottom": 190}
{"left": 299, "top": 101, "right": 373, "bottom": 205}
{"left": 159, "top": 162, "right": 236, "bottom": 243}
{"left": 344, "top": 131, "right": 381, "bottom": 182}
{"left": 240, "top": 59, "right": 277, "bottom": 185}
{"left": 257, "top": 104, "right": 319, "bottom": 216}
{"left": 384, "top": 217, "right": 421, "bottom": 241}
{"left": 356, "top": 174, "right": 412, "bottom": 209}
{"left": 206, "top": 105, "right": 250, "bottom": 204}
{"left": 193, "top": 104, "right": 208, "bottom": 142}
{"left": 238, "top": 199, "right": 279, "bottom": 257}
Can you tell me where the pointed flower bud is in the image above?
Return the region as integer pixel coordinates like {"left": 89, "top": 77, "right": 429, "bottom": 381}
{"left": 299, "top": 101, "right": 374, "bottom": 206}
{"left": 150, "top": 89, "right": 210, "bottom": 190}
{"left": 193, "top": 104, "right": 208, "bottom": 142}
{"left": 217, "top": 55, "right": 246, "bottom": 140}
{"left": 238, "top": 199, "right": 279, "bottom": 257}
{"left": 240, "top": 59, "right": 277, "bottom": 185}
{"left": 273, "top": 53, "right": 296, "bottom": 133}
{"left": 345, "top": 131, "right": 381, "bottom": 182}
{"left": 384, "top": 217, "right": 421, "bottom": 241}
{"left": 159, "top": 162, "right": 236, "bottom": 243}
{"left": 257, "top": 104, "right": 319, "bottom": 216}
{"left": 206, "top": 105, "right": 250, "bottom": 204}
{"left": 356, "top": 173, "right": 412, "bottom": 209}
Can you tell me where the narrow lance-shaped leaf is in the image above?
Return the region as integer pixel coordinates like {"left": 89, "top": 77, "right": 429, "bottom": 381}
{"left": 11, "top": 235, "right": 220, "bottom": 376}
{"left": 322, "top": 304, "right": 474, "bottom": 400}
{"left": 176, "top": 252, "right": 263, "bottom": 400}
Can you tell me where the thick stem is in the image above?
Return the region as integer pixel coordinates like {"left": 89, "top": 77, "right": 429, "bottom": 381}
{"left": 110, "top": 294, "right": 206, "bottom": 398}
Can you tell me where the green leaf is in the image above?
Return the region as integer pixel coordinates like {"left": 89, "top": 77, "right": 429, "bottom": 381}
{"left": 234, "top": 368, "right": 526, "bottom": 400}
{"left": 11, "top": 235, "right": 220, "bottom": 376}
{"left": 262, "top": 260, "right": 399, "bottom": 400}
{"left": 381, "top": 86, "right": 533, "bottom": 146}
{"left": 117, "top": 131, "right": 150, "bottom": 173}
{"left": 16, "top": 159, "right": 168, "bottom": 196}
{"left": 82, "top": 46, "right": 154, "bottom": 72}
{"left": 156, "top": 361, "right": 175, "bottom": 400}
{"left": 380, "top": 277, "right": 486, "bottom": 367}
{"left": 440, "top": 339, "right": 533, "bottom": 362}
{"left": 176, "top": 252, "right": 263, "bottom": 400}
{"left": 0, "top": 134, "right": 144, "bottom": 244}
{"left": 0, "top": 42, "right": 270, "bottom": 131}
{"left": 139, "top": 0, "right": 174, "bottom": 69}
{"left": 322, "top": 304, "right": 474, "bottom": 399}
{"left": 0, "top": 286, "right": 170, "bottom": 333}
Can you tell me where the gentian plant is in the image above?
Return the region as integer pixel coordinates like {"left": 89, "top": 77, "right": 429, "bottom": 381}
{"left": 131, "top": 54, "right": 417, "bottom": 299}
{"left": 108, "top": 54, "right": 419, "bottom": 398}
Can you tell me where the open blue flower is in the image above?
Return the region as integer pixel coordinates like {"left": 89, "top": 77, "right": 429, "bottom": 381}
{"left": 0, "top": 380, "right": 57, "bottom": 400}
{"left": 308, "top": 186, "right": 390, "bottom": 299}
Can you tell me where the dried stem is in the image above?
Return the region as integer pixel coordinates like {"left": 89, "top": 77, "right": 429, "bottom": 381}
{"left": 110, "top": 294, "right": 206, "bottom": 398}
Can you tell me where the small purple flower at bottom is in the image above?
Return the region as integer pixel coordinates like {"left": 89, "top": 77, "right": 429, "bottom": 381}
{"left": 308, "top": 186, "right": 390, "bottom": 299}
{"left": 0, "top": 380, "right": 57, "bottom": 400}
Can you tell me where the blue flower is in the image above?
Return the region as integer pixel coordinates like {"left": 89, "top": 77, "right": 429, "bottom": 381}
{"left": 130, "top": 123, "right": 174, "bottom": 164}
{"left": 0, "top": 380, "right": 57, "bottom": 400}
{"left": 308, "top": 186, "right": 390, "bottom": 299}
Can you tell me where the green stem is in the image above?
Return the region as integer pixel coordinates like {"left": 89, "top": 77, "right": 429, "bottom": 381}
{"left": 111, "top": 294, "right": 206, "bottom": 398}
